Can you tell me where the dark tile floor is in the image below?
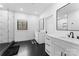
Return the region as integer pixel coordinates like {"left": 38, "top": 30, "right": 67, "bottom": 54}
{"left": 0, "top": 43, "right": 9, "bottom": 51}
{"left": 0, "top": 43, "right": 9, "bottom": 55}
{"left": 16, "top": 40, "right": 49, "bottom": 56}
{"left": 0, "top": 40, "right": 49, "bottom": 56}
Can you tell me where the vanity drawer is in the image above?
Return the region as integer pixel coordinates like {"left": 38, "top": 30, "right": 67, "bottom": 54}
{"left": 45, "top": 43, "right": 51, "bottom": 51}
{"left": 46, "top": 37, "right": 51, "bottom": 41}
{"left": 45, "top": 38, "right": 51, "bottom": 44}
{"left": 46, "top": 35, "right": 53, "bottom": 39}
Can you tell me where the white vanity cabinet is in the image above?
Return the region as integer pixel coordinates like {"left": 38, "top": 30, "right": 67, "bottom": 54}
{"left": 45, "top": 34, "right": 79, "bottom": 56}
{"left": 64, "top": 48, "right": 79, "bottom": 56}
{"left": 63, "top": 42, "right": 79, "bottom": 56}
{"left": 45, "top": 35, "right": 51, "bottom": 55}
{"left": 54, "top": 44, "right": 65, "bottom": 56}
{"left": 51, "top": 37, "right": 65, "bottom": 56}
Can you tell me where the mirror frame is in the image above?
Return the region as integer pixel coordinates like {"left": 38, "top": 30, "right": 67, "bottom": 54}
{"left": 56, "top": 3, "right": 70, "bottom": 31}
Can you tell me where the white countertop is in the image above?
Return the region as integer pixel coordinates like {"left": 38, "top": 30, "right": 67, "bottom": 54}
{"left": 47, "top": 34, "right": 79, "bottom": 45}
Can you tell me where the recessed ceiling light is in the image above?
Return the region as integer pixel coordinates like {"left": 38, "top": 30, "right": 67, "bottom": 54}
{"left": 0, "top": 4, "right": 3, "bottom": 8}
{"left": 20, "top": 8, "right": 24, "bottom": 11}
{"left": 34, "top": 11, "right": 38, "bottom": 14}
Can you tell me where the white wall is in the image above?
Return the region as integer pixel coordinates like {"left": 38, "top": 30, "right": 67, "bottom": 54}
{"left": 8, "top": 11, "right": 14, "bottom": 42}
{"left": 0, "top": 10, "right": 14, "bottom": 43}
{"left": 14, "top": 12, "right": 39, "bottom": 42}
{"left": 40, "top": 3, "right": 71, "bottom": 38}
{"left": 0, "top": 9, "right": 39, "bottom": 43}
{"left": 40, "top": 3, "right": 79, "bottom": 39}
{"left": 0, "top": 10, "right": 9, "bottom": 43}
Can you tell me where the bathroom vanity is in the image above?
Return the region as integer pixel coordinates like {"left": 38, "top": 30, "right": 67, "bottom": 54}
{"left": 45, "top": 3, "right": 79, "bottom": 56}
{"left": 45, "top": 34, "right": 79, "bottom": 56}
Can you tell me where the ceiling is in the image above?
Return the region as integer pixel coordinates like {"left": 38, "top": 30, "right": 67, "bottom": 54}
{"left": 0, "top": 3, "right": 53, "bottom": 16}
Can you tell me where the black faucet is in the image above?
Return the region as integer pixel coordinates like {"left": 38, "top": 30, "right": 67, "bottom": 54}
{"left": 70, "top": 32, "right": 74, "bottom": 38}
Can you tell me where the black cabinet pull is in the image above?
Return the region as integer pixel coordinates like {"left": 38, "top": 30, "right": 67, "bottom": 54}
{"left": 61, "top": 52, "right": 66, "bottom": 56}
{"left": 61, "top": 52, "right": 63, "bottom": 56}
{"left": 64, "top": 53, "right": 66, "bottom": 56}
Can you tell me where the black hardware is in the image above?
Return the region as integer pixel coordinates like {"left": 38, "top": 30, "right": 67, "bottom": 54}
{"left": 70, "top": 32, "right": 74, "bottom": 38}
{"left": 77, "top": 36, "right": 79, "bottom": 39}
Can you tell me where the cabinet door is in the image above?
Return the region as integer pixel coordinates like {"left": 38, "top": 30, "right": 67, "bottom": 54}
{"left": 45, "top": 42, "right": 51, "bottom": 53}
{"left": 65, "top": 48, "right": 79, "bottom": 56}
{"left": 45, "top": 36, "right": 51, "bottom": 55}
{"left": 51, "top": 43, "right": 55, "bottom": 56}
{"left": 54, "top": 44, "right": 64, "bottom": 56}
{"left": 45, "top": 37, "right": 51, "bottom": 45}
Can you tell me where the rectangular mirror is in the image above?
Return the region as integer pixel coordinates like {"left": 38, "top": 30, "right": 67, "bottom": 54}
{"left": 56, "top": 3, "right": 79, "bottom": 31}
